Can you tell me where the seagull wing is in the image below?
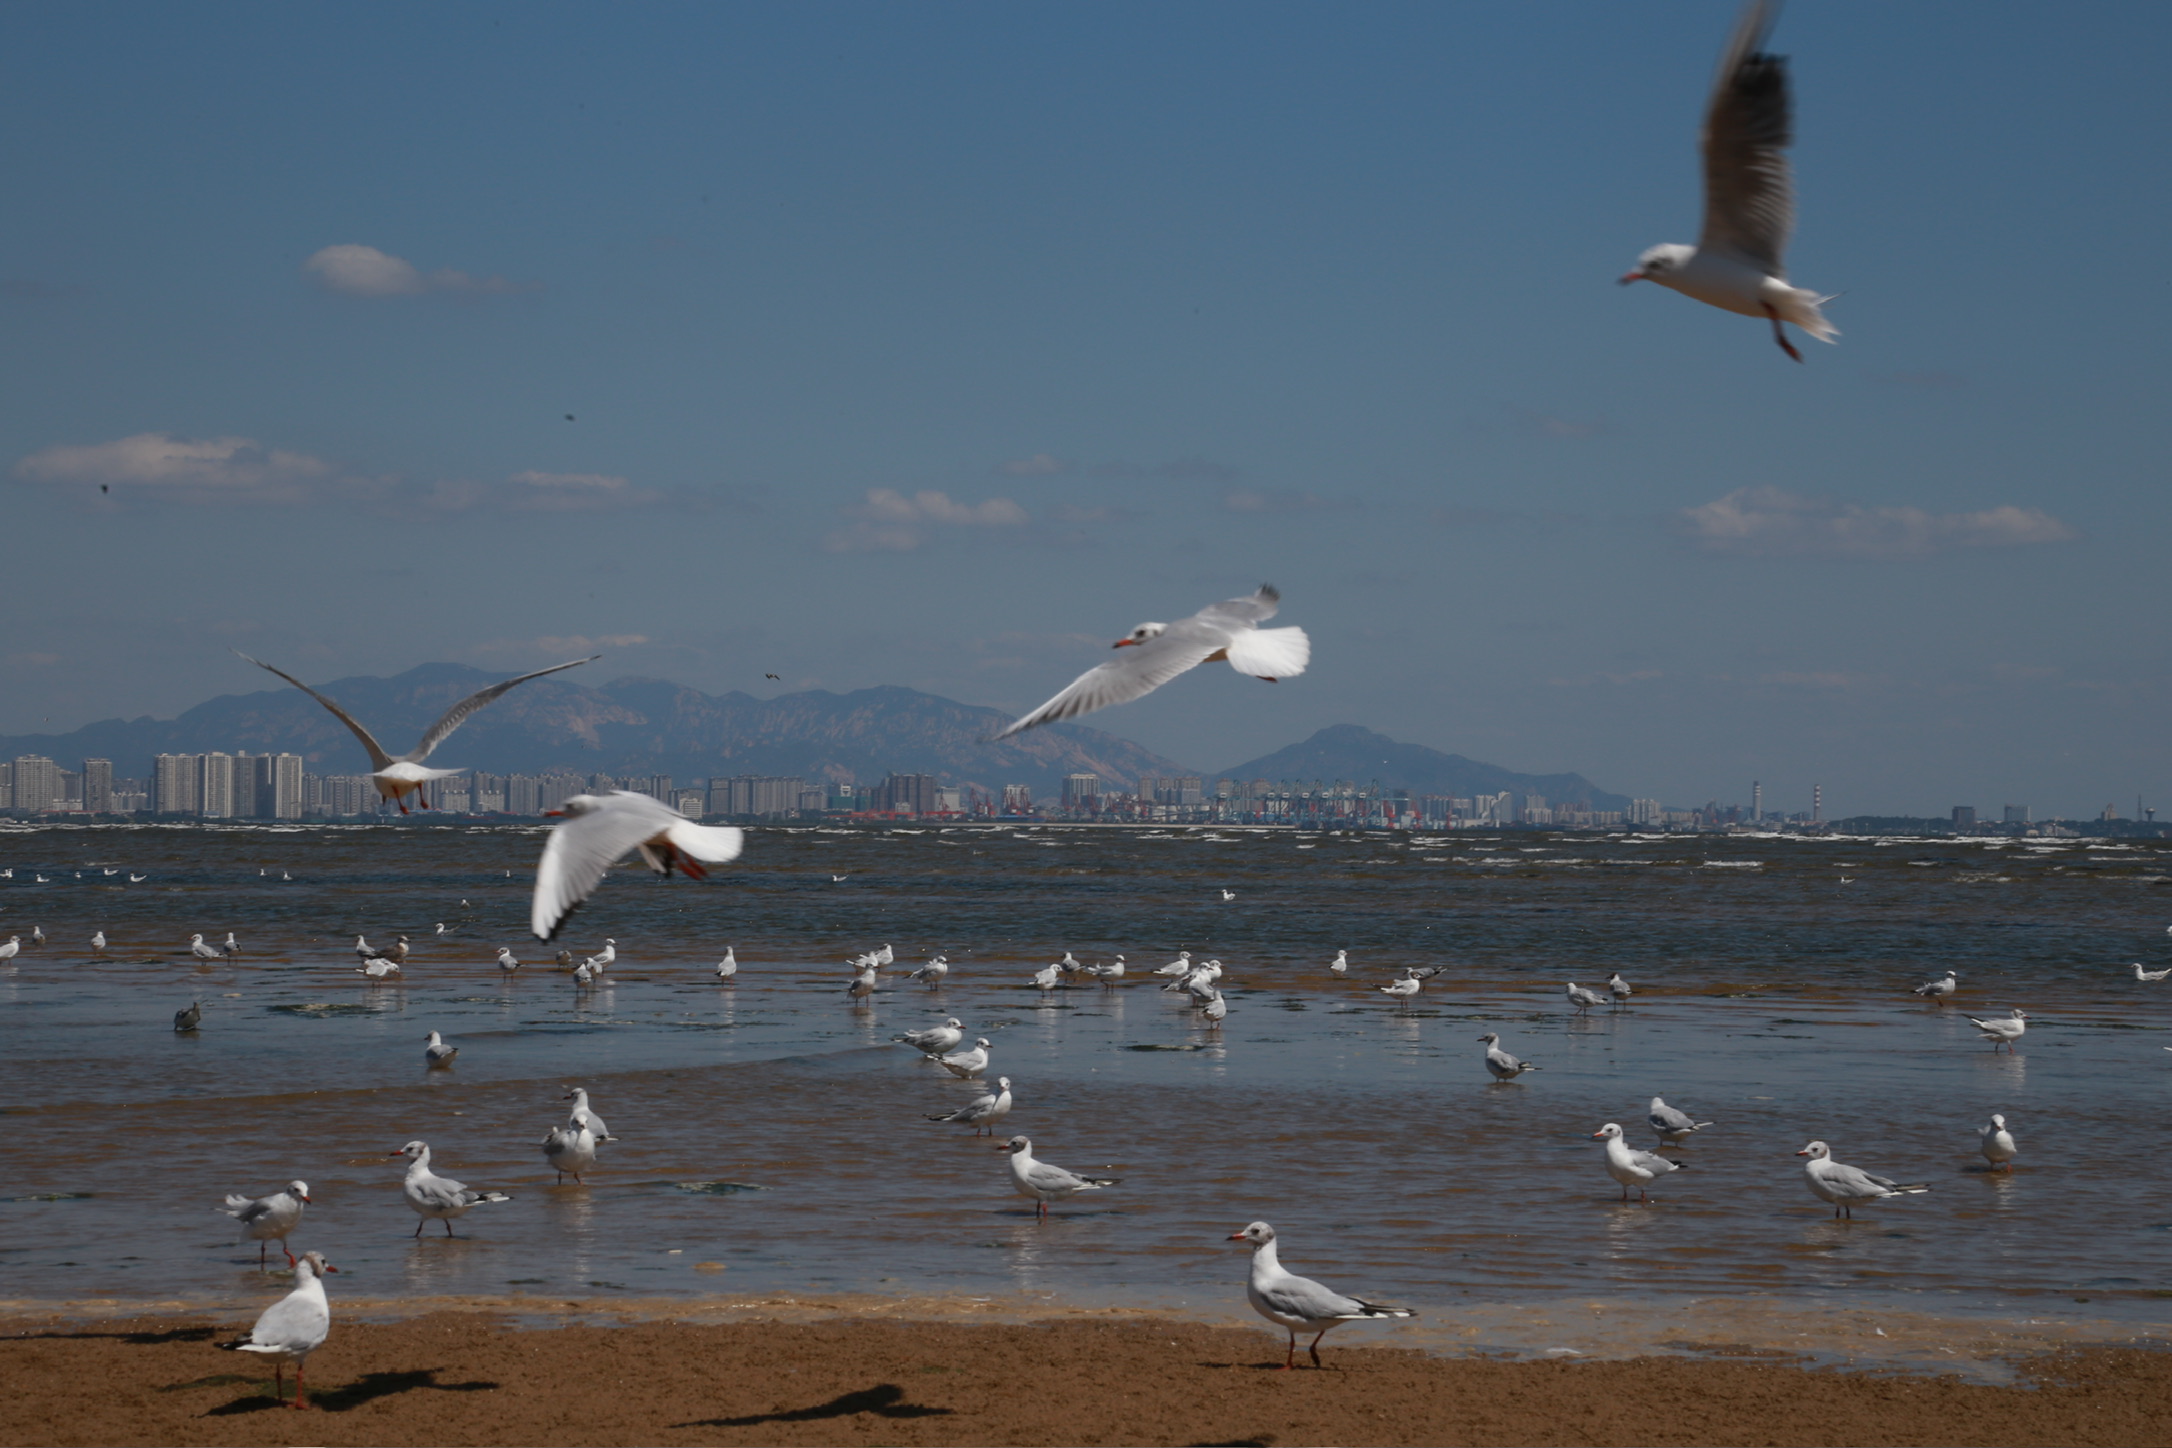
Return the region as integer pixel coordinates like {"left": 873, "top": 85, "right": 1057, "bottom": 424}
{"left": 1221, "top": 626, "right": 1310, "bottom": 680}
{"left": 663, "top": 819, "right": 747, "bottom": 864}
{"left": 407, "top": 655, "right": 599, "bottom": 762}
{"left": 1698, "top": 0, "right": 1794, "bottom": 276}
{"left": 1257, "top": 1270, "right": 1370, "bottom": 1323}
{"left": 991, "top": 629, "right": 1221, "bottom": 739}
{"left": 249, "top": 1287, "right": 329, "bottom": 1353}
{"left": 1191, "top": 584, "right": 1283, "bottom": 631}
{"left": 531, "top": 792, "right": 681, "bottom": 939}
{"left": 234, "top": 652, "right": 394, "bottom": 771}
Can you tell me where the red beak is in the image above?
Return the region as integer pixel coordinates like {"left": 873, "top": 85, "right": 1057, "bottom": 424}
{"left": 1618, "top": 270, "right": 1646, "bottom": 285}
{"left": 322, "top": 1264, "right": 339, "bottom": 1273}
{"left": 545, "top": 810, "right": 564, "bottom": 817}
{"left": 1226, "top": 1231, "right": 1248, "bottom": 1240}
{"left": 1112, "top": 638, "right": 1139, "bottom": 648}
{"left": 1794, "top": 1149, "right": 1810, "bottom": 1156}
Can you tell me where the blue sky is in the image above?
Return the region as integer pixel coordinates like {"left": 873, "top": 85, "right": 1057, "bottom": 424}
{"left": 4, "top": 2, "right": 2166, "bottom": 817}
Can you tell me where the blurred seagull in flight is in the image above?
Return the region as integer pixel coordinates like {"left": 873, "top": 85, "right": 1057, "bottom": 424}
{"left": 529, "top": 792, "right": 744, "bottom": 940}
{"left": 1619, "top": 0, "right": 1836, "bottom": 361}
{"left": 235, "top": 650, "right": 598, "bottom": 813}
{"left": 991, "top": 586, "right": 1309, "bottom": 739}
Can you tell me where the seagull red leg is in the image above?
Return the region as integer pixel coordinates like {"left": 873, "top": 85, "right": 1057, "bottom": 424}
{"left": 1762, "top": 303, "right": 1804, "bottom": 363}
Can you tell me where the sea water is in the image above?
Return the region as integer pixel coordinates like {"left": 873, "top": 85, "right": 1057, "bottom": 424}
{"left": 3, "top": 822, "right": 2168, "bottom": 1366}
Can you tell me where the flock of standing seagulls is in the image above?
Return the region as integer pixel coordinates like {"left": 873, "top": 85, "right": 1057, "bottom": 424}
{"left": 14, "top": 1, "right": 2118, "bottom": 1403}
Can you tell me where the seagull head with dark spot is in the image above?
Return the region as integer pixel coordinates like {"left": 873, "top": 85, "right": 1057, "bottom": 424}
{"left": 1113, "top": 622, "right": 1167, "bottom": 648}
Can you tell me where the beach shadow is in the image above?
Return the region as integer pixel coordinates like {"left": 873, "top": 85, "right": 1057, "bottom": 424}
{"left": 20, "top": 1326, "right": 218, "bottom": 1345}
{"left": 676, "top": 1382, "right": 952, "bottom": 1427}
{"left": 208, "top": 1368, "right": 499, "bottom": 1416}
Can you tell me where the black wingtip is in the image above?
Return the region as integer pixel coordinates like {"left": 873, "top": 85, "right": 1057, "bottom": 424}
{"left": 1258, "top": 582, "right": 1280, "bottom": 602}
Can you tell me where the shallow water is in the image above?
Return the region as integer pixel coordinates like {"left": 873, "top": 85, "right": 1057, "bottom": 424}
{"left": 3, "top": 822, "right": 2170, "bottom": 1355}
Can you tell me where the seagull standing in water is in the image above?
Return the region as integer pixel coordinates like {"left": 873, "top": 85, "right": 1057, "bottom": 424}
{"left": 423, "top": 1030, "right": 459, "bottom": 1066}
{"left": 390, "top": 1141, "right": 511, "bottom": 1236}
{"left": 188, "top": 934, "right": 222, "bottom": 963}
{"left": 236, "top": 650, "right": 597, "bottom": 813}
{"left": 2133, "top": 963, "right": 2171, "bottom": 982}
{"left": 1966, "top": 1009, "right": 2028, "bottom": 1053}
{"left": 1619, "top": 0, "right": 1835, "bottom": 362}
{"left": 495, "top": 947, "right": 521, "bottom": 973}
{"left": 1227, "top": 1221, "right": 1414, "bottom": 1370}
{"left": 1980, "top": 1113, "right": 2018, "bottom": 1172}
{"left": 541, "top": 1119, "right": 598, "bottom": 1184}
{"left": 1592, "top": 1122, "right": 1690, "bottom": 1203}
{"left": 927, "top": 1076, "right": 1013, "bottom": 1135}
{"left": 991, "top": 586, "right": 1310, "bottom": 739}
{"left": 937, "top": 1037, "right": 992, "bottom": 1079}
{"left": 715, "top": 947, "right": 738, "bottom": 980}
{"left": 220, "top": 1251, "right": 336, "bottom": 1409}
{"left": 1797, "top": 1140, "right": 1928, "bottom": 1219}
{"left": 1607, "top": 972, "right": 1633, "bottom": 1005}
{"left": 1566, "top": 982, "right": 1609, "bottom": 1012}
{"left": 529, "top": 793, "right": 744, "bottom": 939}
{"left": 1648, "top": 1096, "right": 1714, "bottom": 1147}
{"left": 892, "top": 1017, "right": 966, "bottom": 1055}
{"left": 1001, "top": 1135, "right": 1120, "bottom": 1219}
{"left": 1329, "top": 950, "right": 1349, "bottom": 976}
{"left": 219, "top": 1181, "right": 310, "bottom": 1268}
{"left": 1913, "top": 971, "right": 1958, "bottom": 1003}
{"left": 1478, "top": 1032, "right": 1539, "bottom": 1080}
{"left": 907, "top": 955, "right": 947, "bottom": 986}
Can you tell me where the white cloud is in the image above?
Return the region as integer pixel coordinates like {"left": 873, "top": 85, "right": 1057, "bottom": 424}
{"left": 14, "top": 432, "right": 330, "bottom": 503}
{"left": 504, "top": 470, "right": 659, "bottom": 511}
{"left": 825, "top": 488, "right": 1028, "bottom": 552}
{"left": 1677, "top": 486, "right": 2076, "bottom": 560}
{"left": 304, "top": 244, "right": 526, "bottom": 298}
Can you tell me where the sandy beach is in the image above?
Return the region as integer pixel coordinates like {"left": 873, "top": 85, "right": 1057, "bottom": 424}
{"left": 5, "top": 1310, "right": 2171, "bottom": 1448}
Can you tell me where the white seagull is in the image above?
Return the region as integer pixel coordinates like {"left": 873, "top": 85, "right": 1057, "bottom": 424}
{"left": 237, "top": 650, "right": 596, "bottom": 813}
{"left": 1648, "top": 1096, "right": 1714, "bottom": 1147}
{"left": 1478, "top": 1032, "right": 1539, "bottom": 1080}
{"left": 423, "top": 1030, "right": 459, "bottom": 1066}
{"left": 1031, "top": 963, "right": 1062, "bottom": 992}
{"left": 927, "top": 1076, "right": 1013, "bottom": 1135}
{"left": 1221, "top": 889, "right": 1237, "bottom": 902}
{"left": 495, "top": 947, "right": 521, "bottom": 973}
{"left": 0, "top": 936, "right": 17, "bottom": 965}
{"left": 219, "top": 1180, "right": 310, "bottom": 1268}
{"left": 907, "top": 955, "right": 948, "bottom": 986}
{"left": 356, "top": 956, "right": 401, "bottom": 980}
{"left": 1797, "top": 1140, "right": 1928, "bottom": 1219}
{"left": 1001, "top": 1135, "right": 1119, "bottom": 1219}
{"left": 1979, "top": 1113, "right": 2018, "bottom": 1172}
{"left": 1912, "top": 971, "right": 1958, "bottom": 1003}
{"left": 1607, "top": 972, "right": 1633, "bottom": 1004}
{"left": 529, "top": 792, "right": 744, "bottom": 939}
{"left": 1227, "top": 1221, "right": 1414, "bottom": 1370}
{"left": 223, "top": 931, "right": 241, "bottom": 956}
{"left": 991, "top": 586, "right": 1310, "bottom": 739}
{"left": 1566, "top": 982, "right": 1608, "bottom": 1012}
{"left": 1200, "top": 989, "right": 1228, "bottom": 1026}
{"left": 1329, "top": 950, "right": 1348, "bottom": 975}
{"left": 1153, "top": 952, "right": 1194, "bottom": 978}
{"left": 2133, "top": 963, "right": 2171, "bottom": 983}
{"left": 1966, "top": 1009, "right": 2028, "bottom": 1053}
{"left": 892, "top": 1017, "right": 966, "bottom": 1054}
{"left": 592, "top": 939, "right": 617, "bottom": 967}
{"left": 1379, "top": 974, "right": 1421, "bottom": 1007}
{"left": 220, "top": 1250, "right": 336, "bottom": 1409}
{"left": 715, "top": 947, "right": 738, "bottom": 980}
{"left": 847, "top": 963, "right": 878, "bottom": 1003}
{"left": 562, "top": 1087, "right": 617, "bottom": 1141}
{"left": 188, "top": 933, "right": 222, "bottom": 963}
{"left": 90, "top": 930, "right": 106, "bottom": 953}
{"left": 1592, "top": 1122, "right": 1690, "bottom": 1203}
{"left": 1618, "top": 0, "right": 1836, "bottom": 362}
{"left": 390, "top": 1141, "right": 511, "bottom": 1236}
{"left": 936, "top": 1037, "right": 992, "bottom": 1079}
{"left": 1085, "top": 955, "right": 1126, "bottom": 986}
{"left": 542, "top": 1119, "right": 599, "bottom": 1184}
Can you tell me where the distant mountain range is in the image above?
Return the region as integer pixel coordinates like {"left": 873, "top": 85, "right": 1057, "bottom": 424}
{"left": 1213, "top": 724, "right": 1631, "bottom": 812}
{"left": 0, "top": 666, "right": 1634, "bottom": 806}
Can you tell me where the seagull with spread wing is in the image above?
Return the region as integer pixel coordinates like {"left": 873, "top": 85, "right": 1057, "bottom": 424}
{"left": 530, "top": 792, "right": 745, "bottom": 940}
{"left": 234, "top": 651, "right": 597, "bottom": 812}
{"left": 1619, "top": 0, "right": 1836, "bottom": 361}
{"left": 991, "top": 585, "right": 1308, "bottom": 740}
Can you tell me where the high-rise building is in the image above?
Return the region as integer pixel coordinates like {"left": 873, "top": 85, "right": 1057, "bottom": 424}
{"left": 10, "top": 756, "right": 62, "bottom": 813}
{"left": 1061, "top": 773, "right": 1100, "bottom": 810}
{"left": 0, "top": 761, "right": 11, "bottom": 809}
{"left": 1952, "top": 805, "right": 1977, "bottom": 829}
{"left": 2003, "top": 804, "right": 2029, "bottom": 825}
{"left": 82, "top": 758, "right": 114, "bottom": 813}
{"left": 879, "top": 773, "right": 939, "bottom": 816}
{"left": 1629, "top": 798, "right": 1662, "bottom": 826}
{"left": 1001, "top": 784, "right": 1033, "bottom": 815}
{"left": 1752, "top": 780, "right": 1762, "bottom": 820}
{"left": 154, "top": 754, "right": 201, "bottom": 814}
{"left": 199, "top": 753, "right": 235, "bottom": 818}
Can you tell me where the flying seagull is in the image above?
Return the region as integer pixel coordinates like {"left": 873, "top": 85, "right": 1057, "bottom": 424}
{"left": 234, "top": 651, "right": 597, "bottom": 812}
{"left": 992, "top": 585, "right": 1308, "bottom": 740}
{"left": 530, "top": 791, "right": 744, "bottom": 939}
{"left": 1619, "top": 0, "right": 1836, "bottom": 361}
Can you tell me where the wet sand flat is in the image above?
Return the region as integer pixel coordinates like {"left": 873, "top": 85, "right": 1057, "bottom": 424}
{"left": 6, "top": 1312, "right": 2171, "bottom": 1448}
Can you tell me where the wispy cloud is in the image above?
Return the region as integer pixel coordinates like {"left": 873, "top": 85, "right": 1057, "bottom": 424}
{"left": 303, "top": 244, "right": 530, "bottom": 298}
{"left": 473, "top": 634, "right": 648, "bottom": 659}
{"left": 999, "top": 453, "right": 1067, "bottom": 477}
{"left": 1677, "top": 486, "right": 2076, "bottom": 560}
{"left": 15, "top": 432, "right": 331, "bottom": 503}
{"left": 1222, "top": 487, "right": 1357, "bottom": 515}
{"left": 502, "top": 470, "right": 658, "bottom": 511}
{"left": 824, "top": 488, "right": 1028, "bottom": 552}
